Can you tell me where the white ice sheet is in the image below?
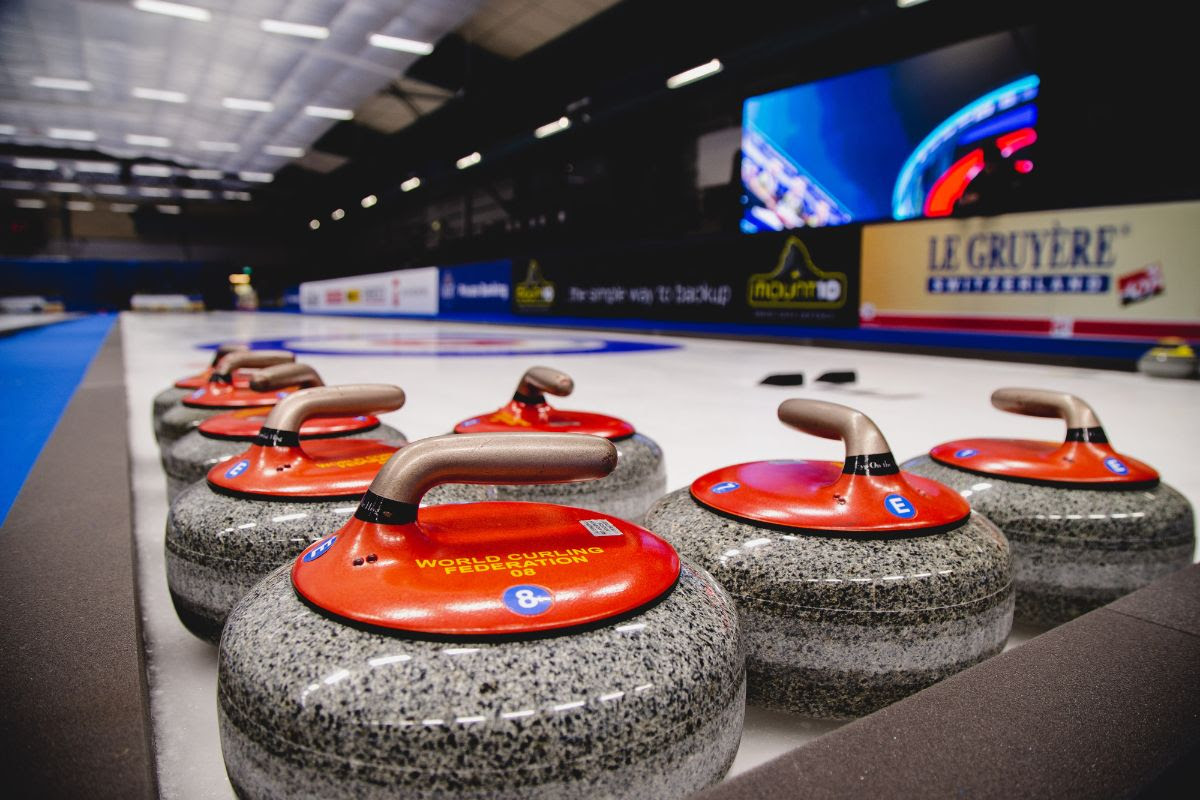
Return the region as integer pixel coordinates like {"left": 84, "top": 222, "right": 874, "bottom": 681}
{"left": 120, "top": 311, "right": 1200, "bottom": 798}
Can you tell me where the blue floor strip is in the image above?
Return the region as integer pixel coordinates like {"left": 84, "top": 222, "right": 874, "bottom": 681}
{"left": 0, "top": 314, "right": 117, "bottom": 526}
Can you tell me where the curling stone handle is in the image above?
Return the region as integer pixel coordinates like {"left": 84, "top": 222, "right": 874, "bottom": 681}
{"left": 515, "top": 366, "right": 574, "bottom": 403}
{"left": 209, "top": 342, "right": 247, "bottom": 367}
{"left": 358, "top": 433, "right": 616, "bottom": 521}
{"left": 991, "top": 388, "right": 1102, "bottom": 431}
{"left": 777, "top": 399, "right": 892, "bottom": 458}
{"left": 248, "top": 363, "right": 324, "bottom": 392}
{"left": 212, "top": 350, "right": 293, "bottom": 379}
{"left": 260, "top": 385, "right": 405, "bottom": 438}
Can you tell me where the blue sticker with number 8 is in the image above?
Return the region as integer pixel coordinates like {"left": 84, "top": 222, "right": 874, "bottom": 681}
{"left": 502, "top": 585, "right": 553, "bottom": 616}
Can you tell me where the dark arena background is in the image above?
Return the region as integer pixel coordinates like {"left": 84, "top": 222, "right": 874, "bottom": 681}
{"left": 2, "top": 1, "right": 1198, "bottom": 798}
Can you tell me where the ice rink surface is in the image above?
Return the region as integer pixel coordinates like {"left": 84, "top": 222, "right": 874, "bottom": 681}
{"left": 121, "top": 311, "right": 1200, "bottom": 798}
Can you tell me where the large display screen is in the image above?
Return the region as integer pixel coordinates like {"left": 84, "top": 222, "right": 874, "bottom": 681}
{"left": 741, "top": 30, "right": 1039, "bottom": 232}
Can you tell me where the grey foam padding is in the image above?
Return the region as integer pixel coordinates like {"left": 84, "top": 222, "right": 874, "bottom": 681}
{"left": 0, "top": 322, "right": 157, "bottom": 798}
{"left": 1107, "top": 563, "right": 1200, "bottom": 638}
{"left": 693, "top": 563, "right": 1200, "bottom": 800}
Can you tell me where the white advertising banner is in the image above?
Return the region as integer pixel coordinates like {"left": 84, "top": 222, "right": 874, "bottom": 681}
{"left": 300, "top": 267, "right": 439, "bottom": 316}
{"left": 860, "top": 200, "right": 1200, "bottom": 340}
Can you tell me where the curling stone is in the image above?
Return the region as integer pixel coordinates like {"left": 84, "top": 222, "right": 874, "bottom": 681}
{"left": 157, "top": 355, "right": 318, "bottom": 449}
{"left": 151, "top": 342, "right": 253, "bottom": 442}
{"left": 902, "top": 388, "right": 1195, "bottom": 626}
{"left": 166, "top": 384, "right": 407, "bottom": 642}
{"left": 218, "top": 432, "right": 744, "bottom": 800}
{"left": 645, "top": 399, "right": 1012, "bottom": 719}
{"left": 1137, "top": 338, "right": 1198, "bottom": 379}
{"left": 162, "top": 395, "right": 407, "bottom": 502}
{"left": 427, "top": 366, "right": 666, "bottom": 523}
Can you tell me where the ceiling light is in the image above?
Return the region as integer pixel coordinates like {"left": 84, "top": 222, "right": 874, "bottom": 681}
{"left": 132, "top": 1, "right": 211, "bottom": 23}
{"left": 187, "top": 168, "right": 223, "bottom": 179}
{"left": 367, "top": 33, "right": 434, "bottom": 55}
{"left": 400, "top": 176, "right": 420, "bottom": 192}
{"left": 223, "top": 97, "right": 274, "bottom": 112}
{"left": 260, "top": 19, "right": 329, "bottom": 39}
{"left": 456, "top": 151, "right": 481, "bottom": 169}
{"left": 897, "top": 0, "right": 932, "bottom": 7}
{"left": 0, "top": 124, "right": 16, "bottom": 135}
{"left": 360, "top": 194, "right": 377, "bottom": 208}
{"left": 132, "top": 164, "right": 173, "bottom": 177}
{"left": 133, "top": 87, "right": 188, "bottom": 103}
{"left": 31, "top": 76, "right": 93, "bottom": 91}
{"left": 75, "top": 161, "right": 120, "bottom": 174}
{"left": 182, "top": 188, "right": 213, "bottom": 199}
{"left": 534, "top": 116, "right": 571, "bottom": 139}
{"left": 304, "top": 105, "right": 353, "bottom": 120}
{"left": 110, "top": 202, "right": 137, "bottom": 213}
{"left": 47, "top": 182, "right": 83, "bottom": 193}
{"left": 331, "top": 208, "right": 345, "bottom": 220}
{"left": 15, "top": 199, "right": 46, "bottom": 209}
{"left": 126, "top": 134, "right": 171, "bottom": 147}
{"left": 308, "top": 219, "right": 320, "bottom": 230}
{"left": 48, "top": 128, "right": 98, "bottom": 142}
{"left": 157, "top": 204, "right": 182, "bottom": 214}
{"left": 14, "top": 158, "right": 58, "bottom": 170}
{"left": 223, "top": 190, "right": 251, "bottom": 201}
{"left": 139, "top": 186, "right": 172, "bottom": 197}
{"left": 263, "top": 145, "right": 305, "bottom": 158}
{"left": 239, "top": 171, "right": 273, "bottom": 183}
{"left": 67, "top": 200, "right": 95, "bottom": 212}
{"left": 666, "top": 58, "right": 723, "bottom": 89}
{"left": 95, "top": 185, "right": 128, "bottom": 195}
{"left": 197, "top": 141, "right": 239, "bottom": 152}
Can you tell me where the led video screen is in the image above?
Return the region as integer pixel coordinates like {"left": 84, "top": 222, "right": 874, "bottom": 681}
{"left": 741, "top": 30, "right": 1039, "bottom": 232}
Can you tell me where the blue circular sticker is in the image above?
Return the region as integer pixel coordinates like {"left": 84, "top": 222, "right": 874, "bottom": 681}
{"left": 502, "top": 585, "right": 553, "bottom": 616}
{"left": 711, "top": 481, "right": 741, "bottom": 494}
{"left": 459, "top": 418, "right": 480, "bottom": 427}
{"left": 303, "top": 535, "right": 337, "bottom": 562}
{"left": 1103, "top": 457, "right": 1129, "bottom": 475}
{"left": 224, "top": 459, "right": 250, "bottom": 479}
{"left": 883, "top": 493, "right": 917, "bottom": 518}
{"left": 954, "top": 448, "right": 979, "bottom": 458}
{"left": 190, "top": 388, "right": 206, "bottom": 399}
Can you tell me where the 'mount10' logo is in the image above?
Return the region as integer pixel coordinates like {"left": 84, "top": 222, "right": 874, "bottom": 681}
{"left": 514, "top": 259, "right": 556, "bottom": 310}
{"left": 747, "top": 236, "right": 847, "bottom": 309}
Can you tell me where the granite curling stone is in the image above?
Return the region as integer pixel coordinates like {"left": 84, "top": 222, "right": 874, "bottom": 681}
{"left": 426, "top": 366, "right": 666, "bottom": 523}
{"left": 151, "top": 342, "right": 251, "bottom": 442}
{"left": 162, "top": 368, "right": 407, "bottom": 502}
{"left": 644, "top": 398, "right": 1013, "bottom": 719}
{"left": 166, "top": 384, "right": 407, "bottom": 643}
{"left": 902, "top": 387, "right": 1195, "bottom": 627}
{"left": 1136, "top": 338, "right": 1198, "bottom": 379}
{"left": 218, "top": 431, "right": 745, "bottom": 800}
{"left": 157, "top": 350, "right": 304, "bottom": 449}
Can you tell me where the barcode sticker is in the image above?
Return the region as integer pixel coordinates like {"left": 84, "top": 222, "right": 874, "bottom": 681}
{"left": 580, "top": 519, "right": 622, "bottom": 537}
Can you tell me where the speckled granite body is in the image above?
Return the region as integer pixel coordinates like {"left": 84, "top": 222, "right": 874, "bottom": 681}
{"left": 153, "top": 386, "right": 190, "bottom": 442}
{"left": 218, "top": 561, "right": 745, "bottom": 800}
{"left": 158, "top": 402, "right": 233, "bottom": 449}
{"left": 162, "top": 425, "right": 406, "bottom": 502}
{"left": 426, "top": 434, "right": 665, "bottom": 524}
{"left": 644, "top": 489, "right": 1013, "bottom": 718}
{"left": 165, "top": 483, "right": 367, "bottom": 642}
{"left": 1137, "top": 352, "right": 1197, "bottom": 379}
{"left": 902, "top": 455, "right": 1195, "bottom": 626}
